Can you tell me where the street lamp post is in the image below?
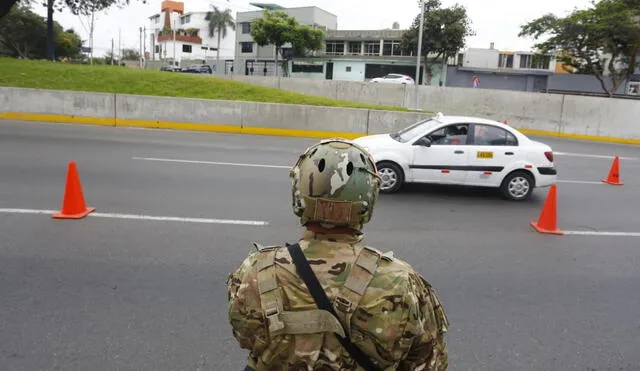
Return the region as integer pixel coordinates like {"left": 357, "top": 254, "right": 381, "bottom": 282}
{"left": 414, "top": 0, "right": 425, "bottom": 109}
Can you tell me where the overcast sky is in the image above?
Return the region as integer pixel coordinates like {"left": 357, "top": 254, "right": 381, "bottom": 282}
{"left": 31, "top": 0, "right": 594, "bottom": 57}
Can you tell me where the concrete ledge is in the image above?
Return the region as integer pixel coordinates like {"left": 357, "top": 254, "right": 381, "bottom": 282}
{"left": 0, "top": 86, "right": 115, "bottom": 125}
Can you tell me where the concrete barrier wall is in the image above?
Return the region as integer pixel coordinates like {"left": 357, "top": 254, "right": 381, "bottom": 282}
{"left": 221, "top": 75, "right": 640, "bottom": 141}
{"left": 1, "top": 86, "right": 639, "bottom": 142}
{"left": 0, "top": 86, "right": 115, "bottom": 121}
{"left": 116, "top": 94, "right": 243, "bottom": 128}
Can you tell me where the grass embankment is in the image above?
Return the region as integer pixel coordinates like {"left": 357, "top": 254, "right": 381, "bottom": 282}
{"left": 0, "top": 58, "right": 412, "bottom": 112}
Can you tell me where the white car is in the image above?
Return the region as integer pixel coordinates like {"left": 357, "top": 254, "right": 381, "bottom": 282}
{"left": 353, "top": 113, "right": 557, "bottom": 201}
{"left": 370, "top": 73, "right": 415, "bottom": 85}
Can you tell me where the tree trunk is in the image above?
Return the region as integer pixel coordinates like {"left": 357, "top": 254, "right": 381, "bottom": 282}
{"left": 423, "top": 55, "right": 432, "bottom": 85}
{"left": 0, "top": 0, "right": 19, "bottom": 20}
{"left": 46, "top": 0, "right": 55, "bottom": 61}
{"left": 216, "top": 29, "right": 221, "bottom": 61}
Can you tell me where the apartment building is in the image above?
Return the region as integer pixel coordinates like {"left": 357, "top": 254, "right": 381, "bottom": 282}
{"left": 147, "top": 1, "right": 236, "bottom": 66}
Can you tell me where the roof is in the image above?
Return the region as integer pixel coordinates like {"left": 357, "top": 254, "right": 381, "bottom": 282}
{"left": 249, "top": 3, "right": 286, "bottom": 10}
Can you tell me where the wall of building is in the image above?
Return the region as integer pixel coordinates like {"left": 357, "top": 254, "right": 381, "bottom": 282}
{"left": 330, "top": 60, "right": 366, "bottom": 81}
{"left": 235, "top": 6, "right": 337, "bottom": 60}
{"left": 462, "top": 48, "right": 499, "bottom": 68}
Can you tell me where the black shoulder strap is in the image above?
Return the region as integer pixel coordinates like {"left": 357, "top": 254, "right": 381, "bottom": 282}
{"left": 287, "top": 243, "right": 380, "bottom": 371}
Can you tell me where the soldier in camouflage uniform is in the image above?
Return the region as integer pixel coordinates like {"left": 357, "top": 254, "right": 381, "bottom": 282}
{"left": 227, "top": 138, "right": 449, "bottom": 371}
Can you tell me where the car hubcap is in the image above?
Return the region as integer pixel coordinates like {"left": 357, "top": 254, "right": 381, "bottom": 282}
{"left": 508, "top": 176, "right": 530, "bottom": 198}
{"left": 378, "top": 168, "right": 397, "bottom": 190}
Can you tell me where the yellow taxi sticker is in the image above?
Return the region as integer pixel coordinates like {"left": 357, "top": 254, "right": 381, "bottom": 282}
{"left": 477, "top": 151, "right": 493, "bottom": 159}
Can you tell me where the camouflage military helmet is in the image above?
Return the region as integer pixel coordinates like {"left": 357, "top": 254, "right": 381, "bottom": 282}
{"left": 290, "top": 138, "right": 381, "bottom": 230}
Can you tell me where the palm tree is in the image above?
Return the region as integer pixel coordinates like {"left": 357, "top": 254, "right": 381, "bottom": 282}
{"left": 205, "top": 5, "right": 235, "bottom": 61}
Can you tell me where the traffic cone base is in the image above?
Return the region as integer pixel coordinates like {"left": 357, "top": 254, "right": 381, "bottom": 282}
{"left": 52, "top": 207, "right": 96, "bottom": 219}
{"left": 52, "top": 161, "right": 95, "bottom": 219}
{"left": 602, "top": 156, "right": 623, "bottom": 185}
{"left": 530, "top": 221, "right": 564, "bottom": 235}
{"left": 530, "top": 184, "right": 564, "bottom": 235}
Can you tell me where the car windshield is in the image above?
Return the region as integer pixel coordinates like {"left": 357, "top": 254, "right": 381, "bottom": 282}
{"left": 390, "top": 119, "right": 441, "bottom": 143}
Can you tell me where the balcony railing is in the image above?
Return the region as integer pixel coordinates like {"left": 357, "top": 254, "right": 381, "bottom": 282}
{"left": 157, "top": 27, "right": 202, "bottom": 44}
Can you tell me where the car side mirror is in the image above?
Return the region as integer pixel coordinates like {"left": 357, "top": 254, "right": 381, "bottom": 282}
{"left": 415, "top": 137, "right": 432, "bottom": 147}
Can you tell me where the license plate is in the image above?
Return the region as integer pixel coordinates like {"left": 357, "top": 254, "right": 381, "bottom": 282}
{"left": 477, "top": 151, "right": 493, "bottom": 159}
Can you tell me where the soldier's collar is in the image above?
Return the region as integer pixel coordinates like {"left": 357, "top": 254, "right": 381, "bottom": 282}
{"left": 302, "top": 225, "right": 363, "bottom": 243}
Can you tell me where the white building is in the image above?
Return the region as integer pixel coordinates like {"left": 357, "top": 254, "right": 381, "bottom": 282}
{"left": 461, "top": 44, "right": 558, "bottom": 72}
{"left": 147, "top": 0, "right": 236, "bottom": 66}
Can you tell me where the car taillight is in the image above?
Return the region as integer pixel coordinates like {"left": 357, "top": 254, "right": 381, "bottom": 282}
{"left": 405, "top": 77, "right": 412, "bottom": 80}
{"left": 544, "top": 151, "right": 554, "bottom": 162}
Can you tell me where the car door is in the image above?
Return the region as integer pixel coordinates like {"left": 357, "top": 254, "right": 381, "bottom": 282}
{"left": 410, "top": 123, "right": 471, "bottom": 184}
{"left": 466, "top": 123, "right": 520, "bottom": 187}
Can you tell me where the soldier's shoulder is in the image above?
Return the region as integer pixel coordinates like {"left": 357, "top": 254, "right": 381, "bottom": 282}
{"left": 360, "top": 245, "right": 416, "bottom": 272}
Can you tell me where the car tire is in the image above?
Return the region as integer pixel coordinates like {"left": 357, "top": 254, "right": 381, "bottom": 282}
{"left": 376, "top": 161, "right": 404, "bottom": 194}
{"left": 500, "top": 171, "right": 534, "bottom": 201}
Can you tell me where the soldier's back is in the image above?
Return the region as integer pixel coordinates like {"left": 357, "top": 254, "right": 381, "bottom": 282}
{"left": 227, "top": 230, "right": 449, "bottom": 371}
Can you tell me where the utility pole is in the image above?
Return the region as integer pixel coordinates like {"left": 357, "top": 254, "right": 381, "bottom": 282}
{"left": 111, "top": 38, "right": 114, "bottom": 65}
{"left": 118, "top": 28, "right": 122, "bottom": 65}
{"left": 414, "top": 0, "right": 426, "bottom": 109}
{"left": 89, "top": 8, "right": 95, "bottom": 64}
{"left": 139, "top": 26, "right": 143, "bottom": 68}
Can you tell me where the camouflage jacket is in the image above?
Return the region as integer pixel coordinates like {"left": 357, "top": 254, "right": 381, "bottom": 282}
{"left": 226, "top": 229, "right": 449, "bottom": 371}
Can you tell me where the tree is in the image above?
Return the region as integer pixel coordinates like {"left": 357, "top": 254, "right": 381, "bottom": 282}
{"left": 519, "top": 0, "right": 640, "bottom": 97}
{"left": 0, "top": 0, "right": 145, "bottom": 61}
{"left": 205, "top": 5, "right": 235, "bottom": 61}
{"left": 400, "top": 0, "right": 474, "bottom": 84}
{"left": 0, "top": 3, "right": 82, "bottom": 59}
{"left": 250, "top": 10, "right": 325, "bottom": 77}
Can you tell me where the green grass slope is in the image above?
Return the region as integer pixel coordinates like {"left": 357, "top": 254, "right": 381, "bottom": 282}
{"left": 0, "top": 58, "right": 412, "bottom": 112}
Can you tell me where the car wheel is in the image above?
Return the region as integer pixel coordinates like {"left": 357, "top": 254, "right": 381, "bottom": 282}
{"left": 500, "top": 171, "right": 534, "bottom": 201}
{"left": 376, "top": 161, "right": 404, "bottom": 193}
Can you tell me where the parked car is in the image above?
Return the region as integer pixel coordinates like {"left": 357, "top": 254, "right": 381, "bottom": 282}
{"left": 370, "top": 73, "right": 415, "bottom": 85}
{"left": 181, "top": 64, "right": 213, "bottom": 74}
{"left": 353, "top": 113, "right": 557, "bottom": 201}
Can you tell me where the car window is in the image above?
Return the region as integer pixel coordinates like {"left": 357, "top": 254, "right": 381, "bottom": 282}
{"left": 391, "top": 119, "right": 441, "bottom": 143}
{"left": 473, "top": 124, "right": 518, "bottom": 146}
{"left": 425, "top": 124, "right": 470, "bottom": 145}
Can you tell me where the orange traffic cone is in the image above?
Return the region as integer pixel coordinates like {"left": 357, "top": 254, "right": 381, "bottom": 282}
{"left": 602, "top": 156, "right": 623, "bottom": 185}
{"left": 530, "top": 184, "right": 563, "bottom": 235}
{"left": 52, "top": 161, "right": 96, "bottom": 219}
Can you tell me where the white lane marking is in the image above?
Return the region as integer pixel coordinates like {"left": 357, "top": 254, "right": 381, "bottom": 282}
{"left": 133, "top": 156, "right": 291, "bottom": 169}
{"left": 0, "top": 208, "right": 268, "bottom": 226}
{"left": 564, "top": 230, "right": 640, "bottom": 237}
{"left": 134, "top": 157, "right": 620, "bottom": 186}
{"left": 556, "top": 180, "right": 606, "bottom": 185}
{"left": 554, "top": 152, "right": 638, "bottom": 161}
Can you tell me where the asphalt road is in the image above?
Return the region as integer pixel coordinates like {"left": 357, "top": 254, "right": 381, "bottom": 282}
{"left": 1, "top": 119, "right": 639, "bottom": 371}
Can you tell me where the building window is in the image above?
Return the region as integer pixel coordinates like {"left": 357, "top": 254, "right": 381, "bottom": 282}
{"left": 155, "top": 45, "right": 160, "bottom": 53}
{"left": 520, "top": 54, "right": 551, "bottom": 70}
{"left": 242, "top": 22, "right": 251, "bottom": 34}
{"left": 346, "top": 66, "right": 351, "bottom": 72}
{"left": 325, "top": 41, "right": 344, "bottom": 56}
{"left": 180, "top": 15, "right": 190, "bottom": 25}
{"left": 363, "top": 41, "right": 380, "bottom": 56}
{"left": 498, "top": 53, "right": 513, "bottom": 68}
{"left": 182, "top": 44, "right": 192, "bottom": 53}
{"left": 382, "top": 41, "right": 401, "bottom": 56}
{"left": 348, "top": 42, "right": 361, "bottom": 55}
{"left": 292, "top": 62, "right": 323, "bottom": 73}
{"left": 240, "top": 42, "right": 253, "bottom": 53}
